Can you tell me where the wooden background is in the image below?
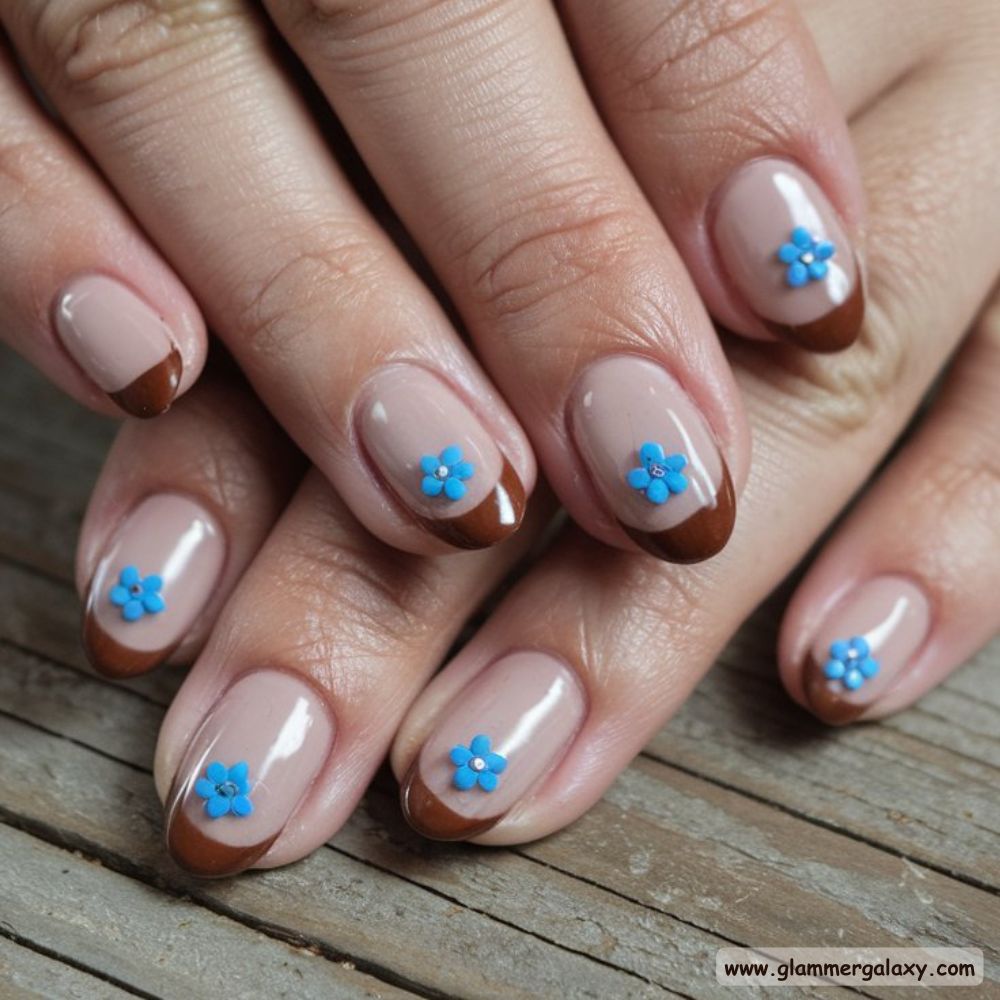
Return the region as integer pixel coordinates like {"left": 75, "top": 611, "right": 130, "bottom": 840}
{"left": 0, "top": 346, "right": 997, "bottom": 999}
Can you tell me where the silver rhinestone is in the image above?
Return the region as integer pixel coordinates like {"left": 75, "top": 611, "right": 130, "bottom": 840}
{"left": 469, "top": 757, "right": 486, "bottom": 772}
{"left": 800, "top": 252, "right": 815, "bottom": 264}
{"left": 436, "top": 465, "right": 449, "bottom": 479}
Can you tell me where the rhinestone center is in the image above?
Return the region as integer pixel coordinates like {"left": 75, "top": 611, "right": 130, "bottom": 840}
{"left": 435, "top": 465, "right": 449, "bottom": 479}
{"left": 469, "top": 757, "right": 487, "bottom": 772}
{"left": 648, "top": 462, "right": 666, "bottom": 478}
{"left": 218, "top": 780, "right": 240, "bottom": 798}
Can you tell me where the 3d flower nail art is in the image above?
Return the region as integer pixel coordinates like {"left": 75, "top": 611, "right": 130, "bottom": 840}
{"left": 108, "top": 565, "right": 165, "bottom": 622}
{"left": 420, "top": 445, "right": 475, "bottom": 501}
{"left": 777, "top": 226, "right": 836, "bottom": 288}
{"left": 627, "top": 442, "right": 689, "bottom": 505}
{"left": 195, "top": 761, "right": 254, "bottom": 819}
{"left": 450, "top": 734, "right": 507, "bottom": 792}
{"left": 824, "top": 636, "right": 879, "bottom": 691}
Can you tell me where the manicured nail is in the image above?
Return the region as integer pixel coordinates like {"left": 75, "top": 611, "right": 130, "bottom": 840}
{"left": 54, "top": 274, "right": 182, "bottom": 417}
{"left": 357, "top": 365, "right": 525, "bottom": 549}
{"left": 400, "top": 651, "right": 585, "bottom": 841}
{"left": 83, "top": 494, "right": 225, "bottom": 678}
{"left": 803, "top": 577, "right": 931, "bottom": 725}
{"left": 165, "top": 670, "right": 335, "bottom": 878}
{"left": 712, "top": 158, "right": 863, "bottom": 352}
{"left": 570, "top": 355, "right": 735, "bottom": 563}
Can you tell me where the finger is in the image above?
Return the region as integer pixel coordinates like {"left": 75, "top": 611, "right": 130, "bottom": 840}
{"left": 390, "top": 11, "right": 1000, "bottom": 841}
{"left": 153, "top": 470, "right": 547, "bottom": 877}
{"left": 0, "top": 40, "right": 205, "bottom": 416}
{"left": 262, "top": 0, "right": 749, "bottom": 563}
{"left": 77, "top": 365, "right": 300, "bottom": 678}
{"left": 3, "top": 2, "right": 533, "bottom": 555}
{"left": 560, "top": 0, "right": 869, "bottom": 352}
{"left": 779, "top": 296, "right": 1000, "bottom": 724}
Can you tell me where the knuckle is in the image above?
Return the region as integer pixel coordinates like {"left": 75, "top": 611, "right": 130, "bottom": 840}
{"left": 913, "top": 448, "right": 1000, "bottom": 546}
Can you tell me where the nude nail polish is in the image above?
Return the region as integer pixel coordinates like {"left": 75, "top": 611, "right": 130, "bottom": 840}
{"left": 570, "top": 355, "right": 735, "bottom": 563}
{"left": 165, "top": 670, "right": 335, "bottom": 878}
{"left": 400, "top": 651, "right": 585, "bottom": 841}
{"left": 55, "top": 274, "right": 182, "bottom": 417}
{"left": 357, "top": 365, "right": 525, "bottom": 549}
{"left": 83, "top": 494, "right": 225, "bottom": 678}
{"left": 712, "top": 158, "right": 863, "bottom": 352}
{"left": 803, "top": 577, "right": 931, "bottom": 725}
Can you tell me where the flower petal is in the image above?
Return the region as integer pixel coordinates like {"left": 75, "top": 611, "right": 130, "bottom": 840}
{"left": 814, "top": 240, "right": 835, "bottom": 261}
{"left": 444, "top": 477, "right": 467, "bottom": 501}
{"left": 850, "top": 636, "right": 870, "bottom": 658}
{"left": 206, "top": 795, "right": 231, "bottom": 818}
{"left": 791, "top": 226, "right": 813, "bottom": 248}
{"left": 420, "top": 455, "right": 440, "bottom": 476}
{"left": 807, "top": 260, "right": 828, "bottom": 281}
{"left": 109, "top": 585, "right": 130, "bottom": 607}
{"left": 119, "top": 565, "right": 140, "bottom": 588}
{"left": 452, "top": 765, "right": 477, "bottom": 790}
{"left": 231, "top": 795, "right": 254, "bottom": 817}
{"left": 843, "top": 669, "right": 864, "bottom": 691}
{"left": 452, "top": 461, "right": 475, "bottom": 481}
{"left": 421, "top": 476, "right": 444, "bottom": 497}
{"left": 142, "top": 592, "right": 165, "bottom": 614}
{"left": 665, "top": 454, "right": 687, "bottom": 472}
{"left": 227, "top": 761, "right": 249, "bottom": 786}
{"left": 477, "top": 770, "right": 499, "bottom": 792}
{"left": 470, "top": 734, "right": 491, "bottom": 756}
{"left": 485, "top": 752, "right": 507, "bottom": 774}
{"left": 142, "top": 574, "right": 163, "bottom": 593}
{"left": 777, "top": 242, "right": 800, "bottom": 264}
{"left": 122, "top": 599, "right": 144, "bottom": 622}
{"left": 829, "top": 640, "right": 851, "bottom": 662}
{"left": 450, "top": 744, "right": 473, "bottom": 766}
{"left": 859, "top": 657, "right": 879, "bottom": 679}
{"left": 627, "top": 467, "right": 651, "bottom": 490}
{"left": 440, "top": 445, "right": 463, "bottom": 467}
{"left": 646, "top": 478, "right": 669, "bottom": 505}
{"left": 786, "top": 261, "right": 809, "bottom": 288}
{"left": 823, "top": 659, "right": 846, "bottom": 680}
{"left": 639, "top": 441, "right": 665, "bottom": 465}
{"left": 194, "top": 778, "right": 217, "bottom": 800}
{"left": 664, "top": 472, "right": 688, "bottom": 495}
{"left": 206, "top": 761, "right": 228, "bottom": 784}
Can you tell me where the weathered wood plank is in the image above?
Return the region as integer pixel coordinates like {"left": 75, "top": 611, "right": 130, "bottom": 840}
{"left": 0, "top": 823, "right": 419, "bottom": 1000}
{"left": 0, "top": 934, "right": 139, "bottom": 1000}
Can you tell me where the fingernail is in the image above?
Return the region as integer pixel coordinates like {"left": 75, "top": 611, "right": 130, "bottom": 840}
{"left": 803, "top": 576, "right": 931, "bottom": 725}
{"left": 165, "top": 670, "right": 335, "bottom": 878}
{"left": 83, "top": 494, "right": 225, "bottom": 678}
{"left": 570, "top": 355, "right": 735, "bottom": 563}
{"left": 400, "top": 651, "right": 585, "bottom": 841}
{"left": 54, "top": 274, "right": 182, "bottom": 417}
{"left": 712, "top": 158, "right": 863, "bottom": 352}
{"left": 357, "top": 365, "right": 526, "bottom": 549}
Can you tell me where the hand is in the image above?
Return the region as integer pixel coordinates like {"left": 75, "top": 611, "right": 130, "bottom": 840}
{"left": 1, "top": 0, "right": 867, "bottom": 563}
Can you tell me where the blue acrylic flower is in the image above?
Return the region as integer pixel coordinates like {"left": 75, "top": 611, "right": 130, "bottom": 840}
{"left": 195, "top": 761, "right": 254, "bottom": 819}
{"left": 450, "top": 734, "right": 507, "bottom": 792}
{"left": 626, "top": 442, "right": 689, "bottom": 505}
{"left": 823, "top": 636, "right": 879, "bottom": 691}
{"left": 109, "top": 565, "right": 165, "bottom": 622}
{"left": 420, "top": 445, "right": 475, "bottom": 501}
{"left": 777, "top": 226, "right": 836, "bottom": 288}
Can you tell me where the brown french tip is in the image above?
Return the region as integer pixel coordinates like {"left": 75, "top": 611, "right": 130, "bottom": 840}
{"left": 414, "top": 457, "right": 525, "bottom": 550}
{"left": 802, "top": 655, "right": 868, "bottom": 726}
{"left": 109, "top": 347, "right": 182, "bottom": 418}
{"left": 82, "top": 614, "right": 172, "bottom": 679}
{"left": 400, "top": 762, "right": 501, "bottom": 842}
{"left": 762, "top": 277, "right": 864, "bottom": 353}
{"left": 622, "top": 462, "right": 735, "bottom": 564}
{"left": 166, "top": 803, "right": 276, "bottom": 879}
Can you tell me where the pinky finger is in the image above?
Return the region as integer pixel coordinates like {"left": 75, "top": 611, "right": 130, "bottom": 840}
{"left": 0, "top": 41, "right": 205, "bottom": 417}
{"left": 779, "top": 298, "right": 1000, "bottom": 724}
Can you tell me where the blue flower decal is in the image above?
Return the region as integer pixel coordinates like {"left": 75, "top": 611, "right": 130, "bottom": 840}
{"left": 420, "top": 445, "right": 475, "bottom": 501}
{"left": 109, "top": 565, "right": 165, "bottom": 622}
{"left": 626, "top": 442, "right": 689, "bottom": 505}
{"left": 195, "top": 761, "right": 254, "bottom": 819}
{"left": 777, "top": 226, "right": 836, "bottom": 288}
{"left": 823, "top": 636, "right": 879, "bottom": 691}
{"left": 450, "top": 734, "right": 507, "bottom": 792}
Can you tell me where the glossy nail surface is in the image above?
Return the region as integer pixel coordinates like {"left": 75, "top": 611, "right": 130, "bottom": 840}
{"left": 713, "top": 158, "right": 863, "bottom": 352}
{"left": 804, "top": 577, "right": 931, "bottom": 725}
{"left": 357, "top": 365, "right": 525, "bottom": 549}
{"left": 55, "top": 274, "right": 181, "bottom": 417}
{"left": 401, "top": 651, "right": 585, "bottom": 841}
{"left": 83, "top": 494, "right": 225, "bottom": 678}
{"left": 165, "top": 670, "right": 334, "bottom": 877}
{"left": 570, "top": 355, "right": 735, "bottom": 563}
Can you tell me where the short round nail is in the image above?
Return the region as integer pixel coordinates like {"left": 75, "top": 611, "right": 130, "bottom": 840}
{"left": 165, "top": 670, "right": 335, "bottom": 878}
{"left": 570, "top": 355, "right": 735, "bottom": 563}
{"left": 83, "top": 494, "right": 225, "bottom": 678}
{"left": 712, "top": 158, "right": 863, "bottom": 352}
{"left": 357, "top": 365, "right": 525, "bottom": 549}
{"left": 54, "top": 274, "right": 181, "bottom": 417}
{"left": 803, "top": 576, "right": 931, "bottom": 725}
{"left": 400, "top": 651, "right": 585, "bottom": 841}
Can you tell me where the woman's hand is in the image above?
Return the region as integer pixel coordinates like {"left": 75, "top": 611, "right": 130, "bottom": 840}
{"left": 0, "top": 0, "right": 867, "bottom": 563}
